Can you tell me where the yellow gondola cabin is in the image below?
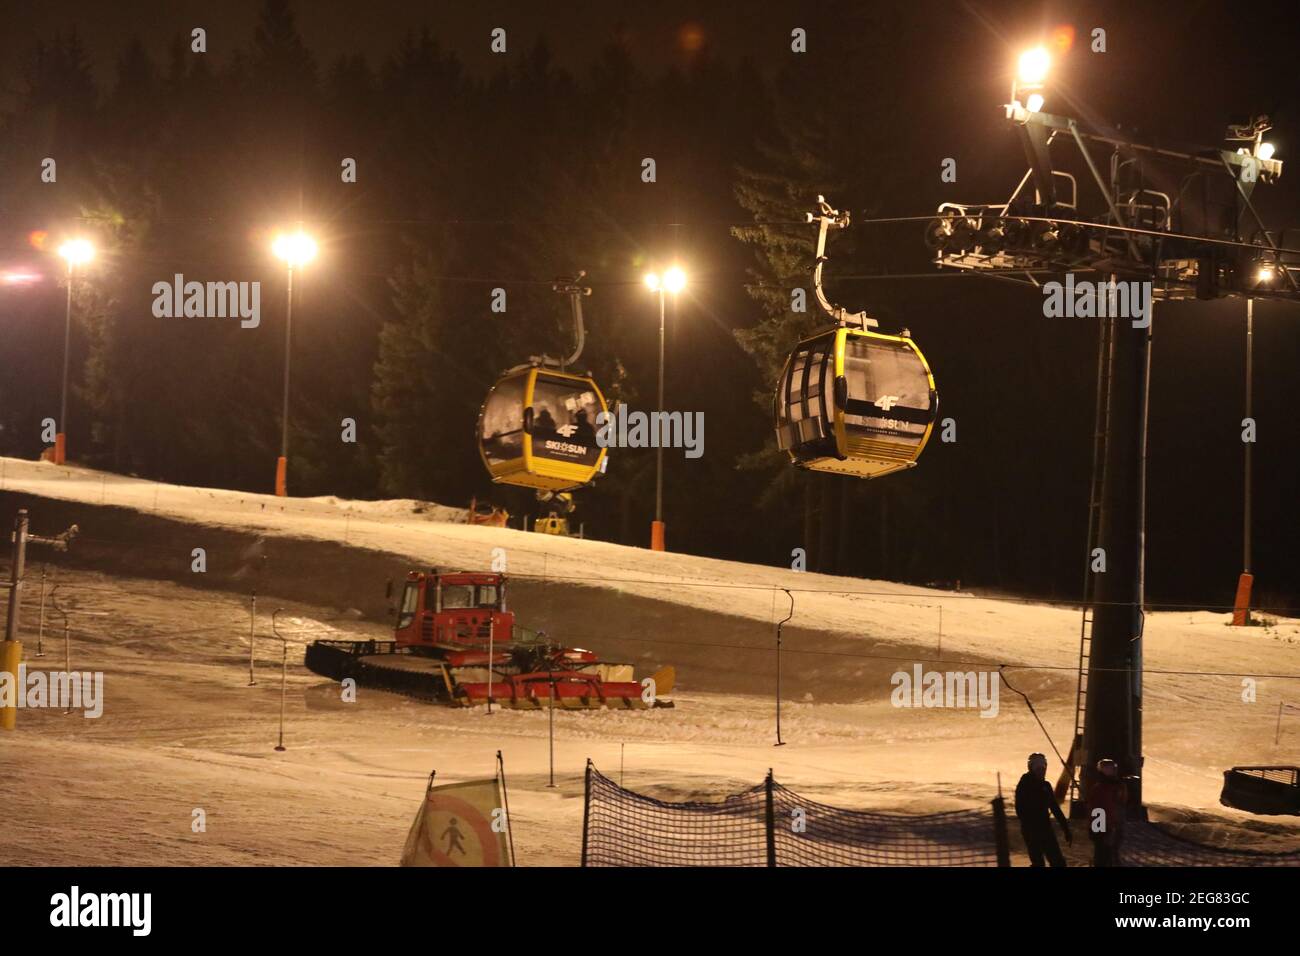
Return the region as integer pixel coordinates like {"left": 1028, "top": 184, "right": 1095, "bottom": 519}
{"left": 774, "top": 326, "right": 937, "bottom": 479}
{"left": 478, "top": 365, "right": 609, "bottom": 492}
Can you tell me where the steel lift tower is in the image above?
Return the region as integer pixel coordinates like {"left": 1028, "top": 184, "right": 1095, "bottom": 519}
{"left": 927, "top": 46, "right": 1299, "bottom": 814}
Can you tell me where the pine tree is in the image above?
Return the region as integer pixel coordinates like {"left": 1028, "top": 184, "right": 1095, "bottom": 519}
{"left": 731, "top": 109, "right": 845, "bottom": 571}
{"left": 372, "top": 249, "right": 499, "bottom": 501}
{"left": 729, "top": 0, "right": 911, "bottom": 576}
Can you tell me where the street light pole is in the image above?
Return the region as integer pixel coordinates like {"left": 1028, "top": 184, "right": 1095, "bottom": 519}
{"left": 270, "top": 229, "right": 316, "bottom": 497}
{"left": 643, "top": 266, "right": 684, "bottom": 552}
{"left": 54, "top": 239, "right": 94, "bottom": 465}
{"left": 58, "top": 262, "right": 73, "bottom": 465}
{"left": 1244, "top": 295, "right": 1253, "bottom": 576}
{"left": 654, "top": 287, "right": 666, "bottom": 548}
{"left": 1232, "top": 297, "right": 1255, "bottom": 625}
{"left": 277, "top": 263, "right": 294, "bottom": 497}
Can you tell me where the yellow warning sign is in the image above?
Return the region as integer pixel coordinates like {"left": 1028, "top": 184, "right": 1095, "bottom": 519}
{"left": 400, "top": 777, "right": 512, "bottom": 867}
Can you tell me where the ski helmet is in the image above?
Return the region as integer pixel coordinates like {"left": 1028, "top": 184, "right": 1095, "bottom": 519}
{"left": 1027, "top": 753, "right": 1048, "bottom": 771}
{"left": 1096, "top": 758, "right": 1119, "bottom": 778}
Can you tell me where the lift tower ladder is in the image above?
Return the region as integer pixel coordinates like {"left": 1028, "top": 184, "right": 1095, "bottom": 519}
{"left": 1066, "top": 308, "right": 1117, "bottom": 804}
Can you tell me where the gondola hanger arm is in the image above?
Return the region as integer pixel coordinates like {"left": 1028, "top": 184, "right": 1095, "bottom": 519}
{"left": 806, "top": 196, "right": 878, "bottom": 330}
{"left": 531, "top": 271, "right": 592, "bottom": 370}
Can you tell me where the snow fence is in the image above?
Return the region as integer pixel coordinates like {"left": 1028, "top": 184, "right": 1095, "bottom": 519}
{"left": 1124, "top": 823, "right": 1300, "bottom": 866}
{"left": 580, "top": 762, "right": 1300, "bottom": 867}
{"left": 580, "top": 761, "right": 1010, "bottom": 866}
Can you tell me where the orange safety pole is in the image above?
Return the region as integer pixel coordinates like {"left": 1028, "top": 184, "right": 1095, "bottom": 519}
{"left": 0, "top": 640, "right": 18, "bottom": 730}
{"left": 1231, "top": 573, "right": 1253, "bottom": 627}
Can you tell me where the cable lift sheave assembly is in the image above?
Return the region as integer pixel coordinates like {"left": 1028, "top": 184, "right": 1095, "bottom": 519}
{"left": 925, "top": 55, "right": 1296, "bottom": 300}
{"left": 477, "top": 272, "right": 610, "bottom": 493}
{"left": 774, "top": 197, "right": 939, "bottom": 479}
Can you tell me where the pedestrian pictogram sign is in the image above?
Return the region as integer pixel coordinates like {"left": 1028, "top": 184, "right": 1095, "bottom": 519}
{"left": 400, "top": 777, "right": 513, "bottom": 867}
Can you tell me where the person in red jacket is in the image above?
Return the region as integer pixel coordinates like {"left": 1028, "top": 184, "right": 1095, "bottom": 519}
{"left": 1086, "top": 758, "right": 1128, "bottom": 867}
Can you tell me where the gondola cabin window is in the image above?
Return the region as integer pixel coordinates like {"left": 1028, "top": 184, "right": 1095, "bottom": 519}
{"left": 788, "top": 345, "right": 828, "bottom": 424}
{"left": 480, "top": 374, "right": 526, "bottom": 466}
{"left": 841, "top": 338, "right": 931, "bottom": 440}
{"left": 530, "top": 376, "right": 602, "bottom": 466}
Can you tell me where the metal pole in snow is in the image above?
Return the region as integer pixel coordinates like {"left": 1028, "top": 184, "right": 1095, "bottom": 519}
{"left": 486, "top": 617, "right": 494, "bottom": 715}
{"left": 278, "top": 639, "right": 287, "bottom": 751}
{"left": 775, "top": 588, "right": 793, "bottom": 747}
{"left": 272, "top": 609, "right": 287, "bottom": 751}
{"left": 497, "top": 750, "right": 517, "bottom": 866}
{"left": 247, "top": 591, "right": 257, "bottom": 685}
{"left": 36, "top": 565, "right": 47, "bottom": 657}
{"left": 62, "top": 617, "right": 72, "bottom": 715}
{"left": 4, "top": 509, "right": 28, "bottom": 644}
{"left": 547, "top": 674, "right": 556, "bottom": 788}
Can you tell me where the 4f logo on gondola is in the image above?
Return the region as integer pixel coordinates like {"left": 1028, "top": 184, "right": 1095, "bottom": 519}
{"left": 555, "top": 424, "right": 578, "bottom": 437}
{"left": 874, "top": 395, "right": 901, "bottom": 411}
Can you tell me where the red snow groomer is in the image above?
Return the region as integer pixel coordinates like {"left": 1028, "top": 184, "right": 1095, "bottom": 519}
{"left": 305, "top": 569, "right": 673, "bottom": 709}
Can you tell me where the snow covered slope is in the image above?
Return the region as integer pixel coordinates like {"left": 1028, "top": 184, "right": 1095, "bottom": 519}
{"left": 1, "top": 456, "right": 1298, "bottom": 865}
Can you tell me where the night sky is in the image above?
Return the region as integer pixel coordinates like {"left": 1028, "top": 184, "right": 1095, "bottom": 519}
{"left": 2, "top": 0, "right": 1298, "bottom": 610}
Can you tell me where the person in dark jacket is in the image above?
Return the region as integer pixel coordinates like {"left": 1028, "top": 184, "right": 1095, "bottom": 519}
{"left": 1014, "top": 752, "right": 1071, "bottom": 866}
{"left": 1085, "top": 758, "right": 1128, "bottom": 867}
